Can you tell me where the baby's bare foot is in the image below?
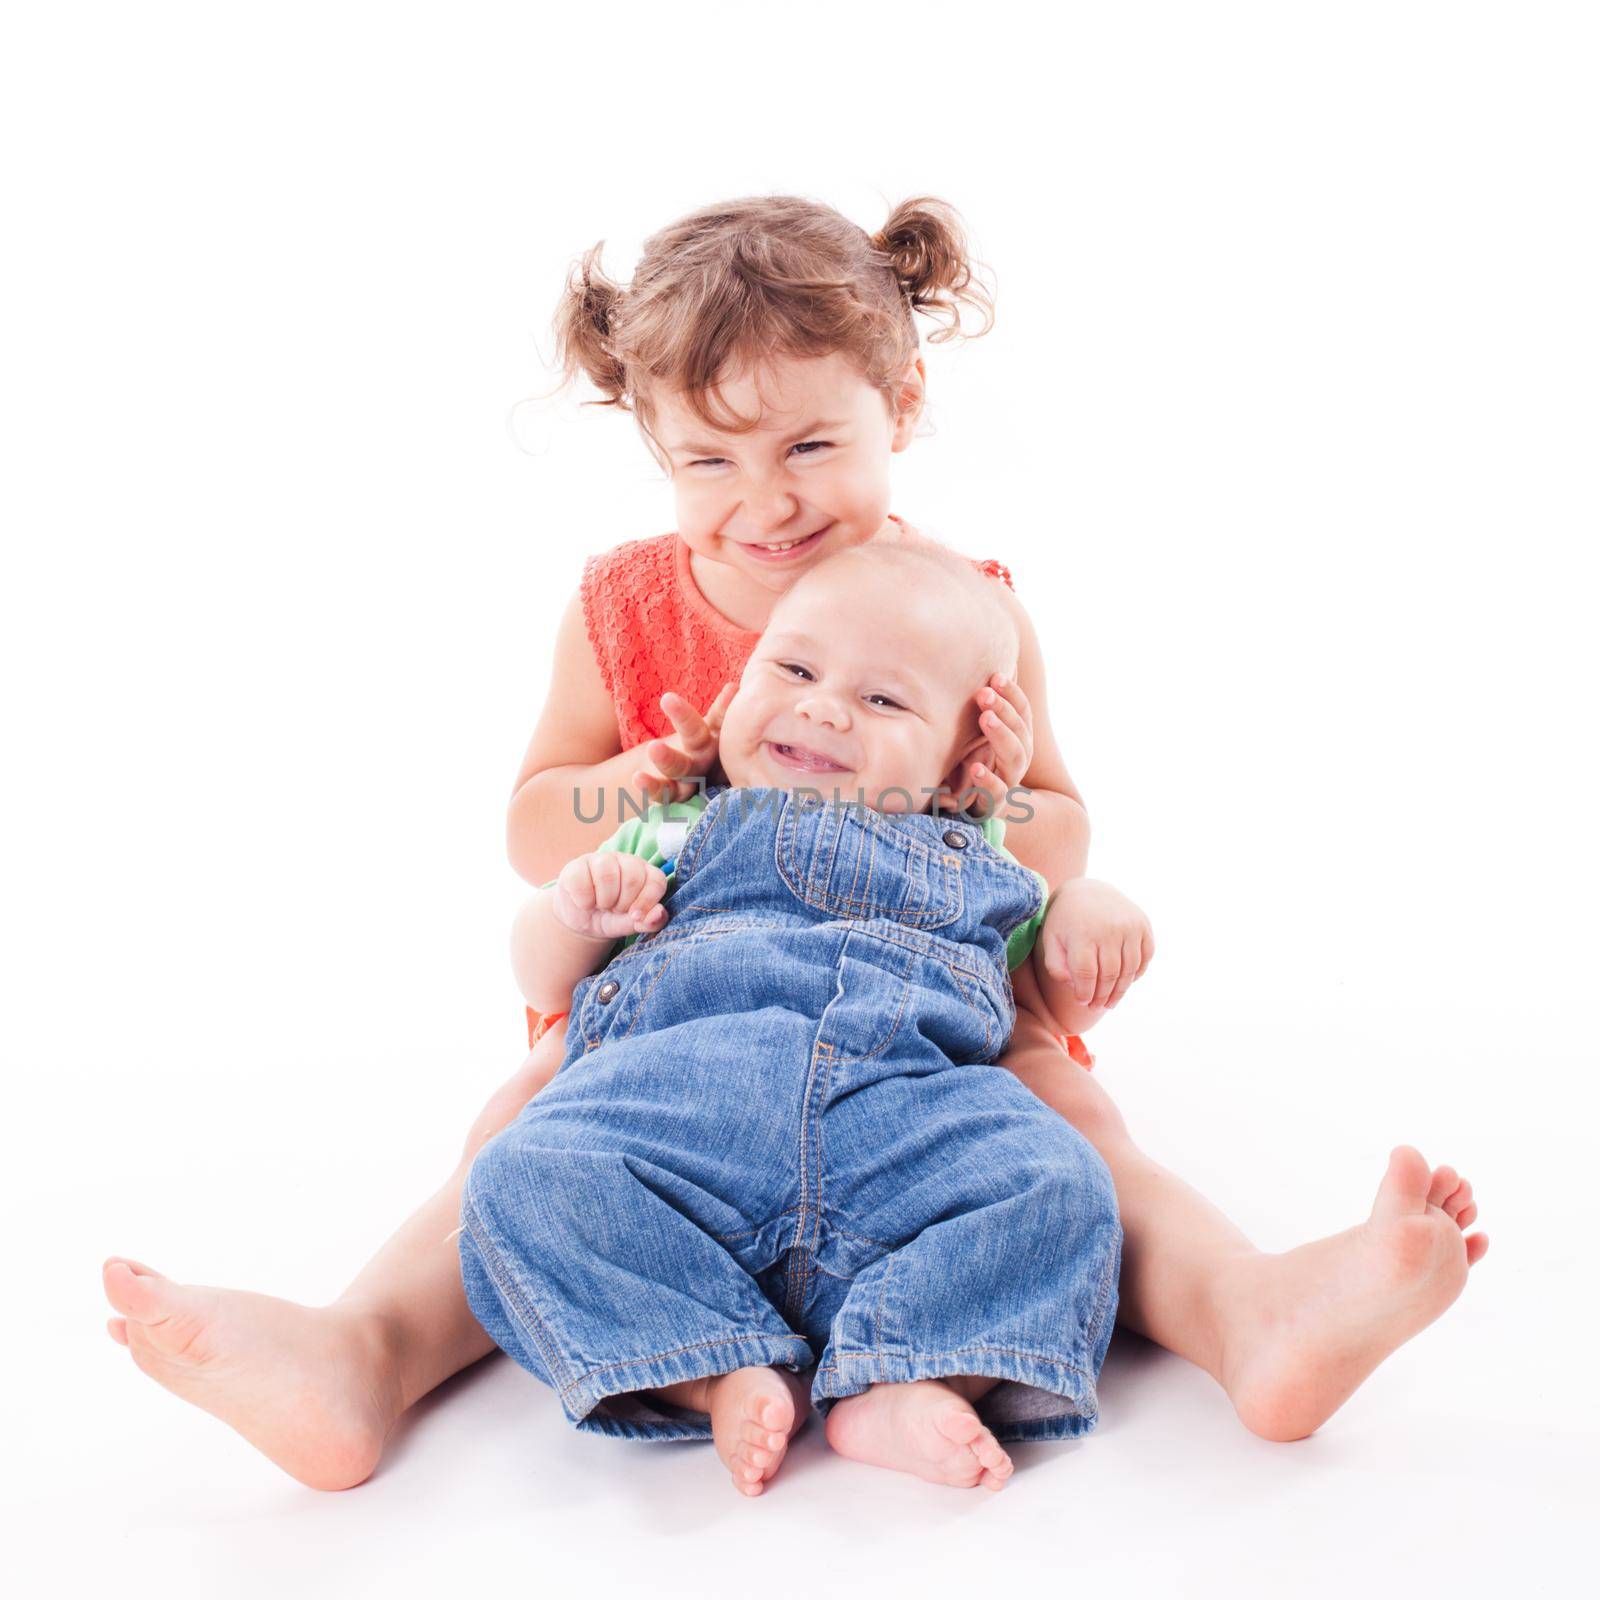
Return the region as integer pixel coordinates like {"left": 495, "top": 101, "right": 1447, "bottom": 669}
{"left": 1219, "top": 1146, "right": 1488, "bottom": 1442}
{"left": 824, "top": 1379, "right": 1014, "bottom": 1490}
{"left": 102, "top": 1257, "right": 403, "bottom": 1491}
{"left": 702, "top": 1366, "right": 809, "bottom": 1497}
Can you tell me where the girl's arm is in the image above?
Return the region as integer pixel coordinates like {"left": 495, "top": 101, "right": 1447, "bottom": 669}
{"left": 510, "top": 887, "right": 618, "bottom": 1018}
{"left": 506, "top": 588, "right": 654, "bottom": 884}
{"left": 972, "top": 588, "right": 1156, "bottom": 1039}
{"left": 985, "top": 586, "right": 1091, "bottom": 885}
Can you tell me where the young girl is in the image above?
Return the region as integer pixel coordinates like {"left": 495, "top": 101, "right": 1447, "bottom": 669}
{"left": 103, "top": 194, "right": 1486, "bottom": 1492}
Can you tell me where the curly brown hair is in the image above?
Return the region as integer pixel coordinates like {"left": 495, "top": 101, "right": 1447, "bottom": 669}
{"left": 550, "top": 194, "right": 995, "bottom": 468}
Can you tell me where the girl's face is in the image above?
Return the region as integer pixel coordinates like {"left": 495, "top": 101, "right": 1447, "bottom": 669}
{"left": 652, "top": 351, "right": 923, "bottom": 595}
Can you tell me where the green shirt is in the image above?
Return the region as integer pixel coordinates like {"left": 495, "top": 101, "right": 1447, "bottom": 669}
{"left": 550, "top": 795, "right": 1048, "bottom": 972}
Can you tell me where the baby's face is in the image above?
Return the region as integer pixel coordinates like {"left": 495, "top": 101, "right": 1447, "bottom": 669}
{"left": 716, "top": 561, "right": 989, "bottom": 813}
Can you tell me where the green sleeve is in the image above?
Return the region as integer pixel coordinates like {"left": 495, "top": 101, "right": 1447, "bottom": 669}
{"left": 978, "top": 815, "right": 1050, "bottom": 971}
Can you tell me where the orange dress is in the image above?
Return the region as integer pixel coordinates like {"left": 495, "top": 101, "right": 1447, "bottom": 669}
{"left": 527, "top": 519, "right": 1093, "bottom": 1070}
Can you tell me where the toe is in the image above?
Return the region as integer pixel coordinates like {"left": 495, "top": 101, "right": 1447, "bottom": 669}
{"left": 971, "top": 1431, "right": 1011, "bottom": 1475}
{"left": 932, "top": 1406, "right": 985, "bottom": 1448}
{"left": 740, "top": 1418, "right": 787, "bottom": 1453}
{"left": 1465, "top": 1232, "right": 1490, "bottom": 1266}
{"left": 103, "top": 1260, "right": 166, "bottom": 1321}
{"left": 1372, "top": 1146, "right": 1432, "bottom": 1220}
{"left": 1426, "top": 1165, "right": 1460, "bottom": 1209}
{"left": 1456, "top": 1202, "right": 1478, "bottom": 1229}
{"left": 1444, "top": 1179, "right": 1474, "bottom": 1219}
{"left": 103, "top": 1256, "right": 162, "bottom": 1278}
{"left": 106, "top": 1316, "right": 129, "bottom": 1346}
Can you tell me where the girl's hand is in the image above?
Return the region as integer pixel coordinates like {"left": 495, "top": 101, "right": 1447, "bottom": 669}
{"left": 553, "top": 851, "right": 670, "bottom": 942}
{"left": 632, "top": 682, "right": 737, "bottom": 806}
{"left": 1038, "top": 879, "right": 1154, "bottom": 1011}
{"left": 951, "top": 673, "right": 1034, "bottom": 818}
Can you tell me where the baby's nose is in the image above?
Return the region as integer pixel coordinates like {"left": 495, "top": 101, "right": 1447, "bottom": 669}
{"left": 796, "top": 692, "right": 851, "bottom": 730}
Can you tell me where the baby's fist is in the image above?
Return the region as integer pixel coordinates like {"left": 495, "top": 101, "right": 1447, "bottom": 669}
{"left": 1039, "top": 879, "right": 1154, "bottom": 1012}
{"left": 554, "top": 851, "right": 669, "bottom": 942}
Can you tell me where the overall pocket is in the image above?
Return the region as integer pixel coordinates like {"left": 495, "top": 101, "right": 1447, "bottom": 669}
{"left": 776, "top": 799, "right": 964, "bottom": 930}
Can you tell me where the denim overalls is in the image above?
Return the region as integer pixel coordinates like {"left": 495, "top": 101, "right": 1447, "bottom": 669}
{"left": 460, "top": 786, "right": 1122, "bottom": 1444}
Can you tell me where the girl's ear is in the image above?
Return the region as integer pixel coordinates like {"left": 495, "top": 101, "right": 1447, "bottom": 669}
{"left": 889, "top": 358, "right": 927, "bottom": 450}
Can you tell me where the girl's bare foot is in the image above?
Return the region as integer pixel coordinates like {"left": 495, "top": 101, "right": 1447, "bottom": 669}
{"left": 102, "top": 1257, "right": 404, "bottom": 1491}
{"left": 1218, "top": 1146, "right": 1489, "bottom": 1442}
{"left": 824, "top": 1379, "right": 1014, "bottom": 1490}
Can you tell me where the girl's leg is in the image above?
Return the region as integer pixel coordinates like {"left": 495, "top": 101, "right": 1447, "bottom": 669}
{"left": 1003, "top": 969, "right": 1489, "bottom": 1441}
{"left": 102, "top": 1022, "right": 572, "bottom": 1491}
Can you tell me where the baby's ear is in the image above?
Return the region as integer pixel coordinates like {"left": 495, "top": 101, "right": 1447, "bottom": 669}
{"left": 933, "top": 735, "right": 987, "bottom": 815}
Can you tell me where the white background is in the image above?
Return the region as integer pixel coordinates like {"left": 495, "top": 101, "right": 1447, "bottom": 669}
{"left": 4, "top": 3, "right": 1595, "bottom": 1595}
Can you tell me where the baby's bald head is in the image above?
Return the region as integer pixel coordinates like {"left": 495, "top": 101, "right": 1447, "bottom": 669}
{"left": 776, "top": 538, "right": 1019, "bottom": 692}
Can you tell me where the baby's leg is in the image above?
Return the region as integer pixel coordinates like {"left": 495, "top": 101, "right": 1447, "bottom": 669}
{"left": 816, "top": 1071, "right": 1122, "bottom": 1487}
{"left": 103, "top": 1022, "right": 571, "bottom": 1490}
{"left": 1004, "top": 964, "right": 1489, "bottom": 1440}
{"left": 458, "top": 1054, "right": 814, "bottom": 1490}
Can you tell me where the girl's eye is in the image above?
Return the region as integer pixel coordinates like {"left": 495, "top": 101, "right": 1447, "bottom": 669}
{"left": 690, "top": 441, "right": 830, "bottom": 469}
{"left": 780, "top": 662, "right": 815, "bottom": 681}
{"left": 865, "top": 694, "right": 904, "bottom": 710}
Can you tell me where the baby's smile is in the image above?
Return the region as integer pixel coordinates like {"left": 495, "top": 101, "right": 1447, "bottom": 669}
{"left": 763, "top": 739, "right": 851, "bottom": 774}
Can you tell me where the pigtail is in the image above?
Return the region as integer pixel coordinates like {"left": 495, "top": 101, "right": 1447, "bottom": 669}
{"left": 550, "top": 241, "right": 632, "bottom": 410}
{"left": 872, "top": 197, "right": 996, "bottom": 345}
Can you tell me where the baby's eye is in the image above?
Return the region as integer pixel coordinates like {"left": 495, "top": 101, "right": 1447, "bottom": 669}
{"left": 865, "top": 694, "right": 904, "bottom": 710}
{"left": 791, "top": 440, "right": 831, "bottom": 456}
{"left": 690, "top": 458, "right": 726, "bottom": 469}
{"left": 780, "top": 662, "right": 815, "bottom": 681}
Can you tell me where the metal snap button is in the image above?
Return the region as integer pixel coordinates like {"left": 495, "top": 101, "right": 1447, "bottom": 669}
{"left": 596, "top": 979, "right": 620, "bottom": 1003}
{"left": 942, "top": 829, "right": 969, "bottom": 849}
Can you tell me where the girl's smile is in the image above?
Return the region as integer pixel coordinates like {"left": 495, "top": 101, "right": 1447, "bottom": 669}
{"left": 736, "top": 524, "right": 833, "bottom": 564}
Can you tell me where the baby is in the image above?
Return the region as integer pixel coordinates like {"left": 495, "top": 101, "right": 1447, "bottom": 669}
{"left": 463, "top": 539, "right": 1143, "bottom": 1495}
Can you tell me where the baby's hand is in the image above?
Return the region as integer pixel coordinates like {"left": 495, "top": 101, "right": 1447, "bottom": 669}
{"left": 553, "top": 851, "right": 670, "bottom": 942}
{"left": 950, "top": 674, "right": 1034, "bottom": 818}
{"left": 632, "top": 682, "right": 736, "bottom": 806}
{"left": 1038, "top": 879, "right": 1154, "bottom": 1011}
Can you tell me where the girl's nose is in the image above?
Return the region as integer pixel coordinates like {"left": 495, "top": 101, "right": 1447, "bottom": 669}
{"left": 744, "top": 478, "right": 800, "bottom": 532}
